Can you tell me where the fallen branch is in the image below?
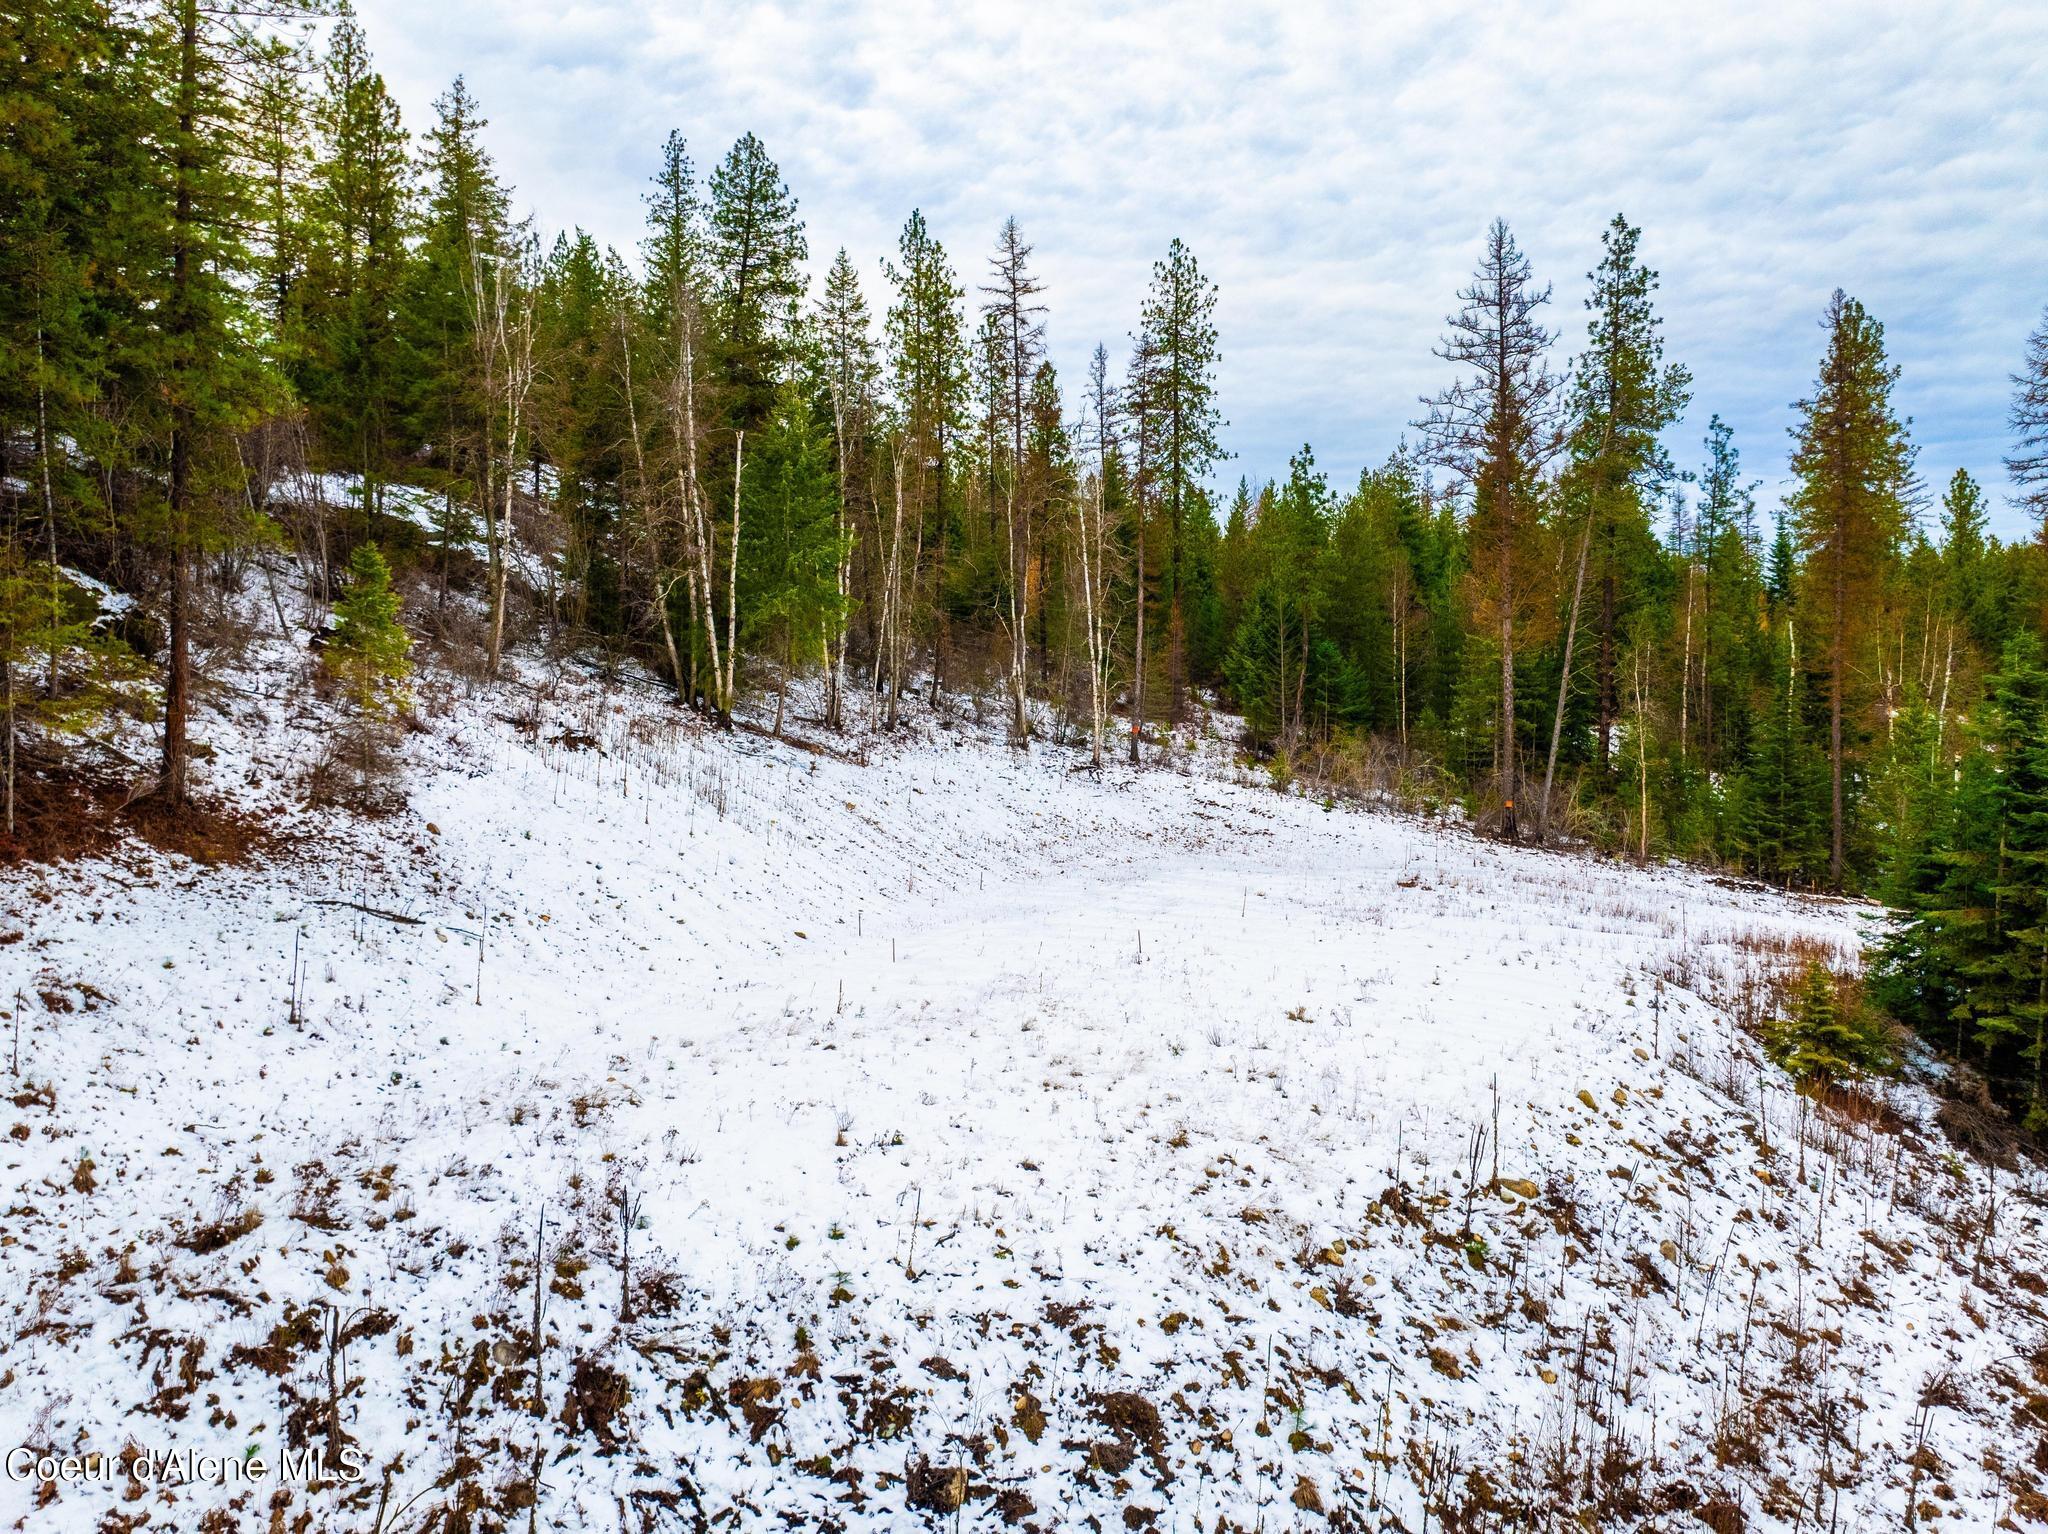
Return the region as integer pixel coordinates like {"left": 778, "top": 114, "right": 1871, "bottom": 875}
{"left": 312, "top": 899, "right": 425, "bottom": 927}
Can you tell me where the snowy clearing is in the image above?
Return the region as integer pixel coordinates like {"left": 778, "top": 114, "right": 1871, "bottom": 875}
{"left": 3, "top": 638, "right": 2045, "bottom": 1532}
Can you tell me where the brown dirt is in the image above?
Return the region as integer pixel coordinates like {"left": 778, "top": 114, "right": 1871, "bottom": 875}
{"left": 0, "top": 758, "right": 288, "bottom": 870}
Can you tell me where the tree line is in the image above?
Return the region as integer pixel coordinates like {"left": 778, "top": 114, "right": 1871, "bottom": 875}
{"left": 4, "top": 4, "right": 2047, "bottom": 1099}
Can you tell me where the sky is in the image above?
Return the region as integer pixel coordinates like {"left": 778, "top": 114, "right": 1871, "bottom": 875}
{"left": 352, "top": 0, "right": 2048, "bottom": 540}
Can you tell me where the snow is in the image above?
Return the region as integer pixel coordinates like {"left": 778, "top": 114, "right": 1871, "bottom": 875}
{"left": 56, "top": 566, "right": 134, "bottom": 620}
{"left": 279, "top": 470, "right": 557, "bottom": 587}
{"left": 284, "top": 471, "right": 456, "bottom": 537}
{"left": 2, "top": 611, "right": 2044, "bottom": 1530}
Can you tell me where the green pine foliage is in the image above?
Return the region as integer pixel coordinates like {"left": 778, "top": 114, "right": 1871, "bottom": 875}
{"left": 1767, "top": 962, "right": 1891, "bottom": 1086}
{"left": 327, "top": 542, "right": 411, "bottom": 718}
{"left": 740, "top": 381, "right": 846, "bottom": 724}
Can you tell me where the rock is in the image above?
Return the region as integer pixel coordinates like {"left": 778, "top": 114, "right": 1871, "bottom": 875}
{"left": 1576, "top": 1089, "right": 1598, "bottom": 1112}
{"left": 1659, "top": 1239, "right": 1679, "bottom": 1263}
{"left": 1497, "top": 1177, "right": 1540, "bottom": 1200}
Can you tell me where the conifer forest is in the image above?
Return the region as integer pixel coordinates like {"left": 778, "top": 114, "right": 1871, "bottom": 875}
{"left": 4, "top": 4, "right": 2048, "bottom": 1530}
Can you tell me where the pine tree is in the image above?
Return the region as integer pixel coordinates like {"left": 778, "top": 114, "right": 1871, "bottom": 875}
{"left": 739, "top": 382, "right": 844, "bottom": 737}
{"left": 0, "top": 0, "right": 137, "bottom": 811}
{"left": 1695, "top": 416, "right": 1764, "bottom": 774}
{"left": 1543, "top": 214, "right": 1691, "bottom": 833}
{"left": 301, "top": 7, "right": 411, "bottom": 515}
{"left": 641, "top": 130, "right": 701, "bottom": 345}
{"left": 814, "top": 248, "right": 876, "bottom": 728}
{"left": 1788, "top": 290, "right": 1917, "bottom": 888}
{"left": 244, "top": 32, "right": 311, "bottom": 348}
{"left": 1732, "top": 622, "right": 1828, "bottom": 883}
{"left": 0, "top": 558, "right": 141, "bottom": 840}
{"left": 980, "top": 217, "right": 1046, "bottom": 743}
{"left": 326, "top": 540, "right": 412, "bottom": 717}
{"left": 1223, "top": 447, "right": 1336, "bottom": 749}
{"left": 1766, "top": 512, "right": 1797, "bottom": 611}
{"left": 1970, "top": 634, "right": 2048, "bottom": 1119}
{"left": 400, "top": 76, "right": 509, "bottom": 599}
{"left": 707, "top": 132, "right": 806, "bottom": 434}
{"left": 1419, "top": 220, "right": 1564, "bottom": 839}
{"left": 878, "top": 209, "right": 966, "bottom": 723}
{"left": 140, "top": 0, "right": 319, "bottom": 806}
{"left": 2009, "top": 306, "right": 2048, "bottom": 551}
{"left": 1769, "top": 961, "right": 1889, "bottom": 1086}
{"left": 534, "top": 230, "right": 631, "bottom": 641}
{"left": 1880, "top": 634, "right": 2048, "bottom": 1101}
{"left": 1136, "top": 238, "right": 1223, "bottom": 720}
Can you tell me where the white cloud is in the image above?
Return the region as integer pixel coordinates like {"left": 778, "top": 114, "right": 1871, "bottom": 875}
{"left": 355, "top": 0, "right": 2048, "bottom": 536}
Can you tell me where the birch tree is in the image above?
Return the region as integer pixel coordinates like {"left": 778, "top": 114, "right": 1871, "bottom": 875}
{"left": 1073, "top": 344, "right": 1123, "bottom": 767}
{"left": 468, "top": 238, "right": 536, "bottom": 677}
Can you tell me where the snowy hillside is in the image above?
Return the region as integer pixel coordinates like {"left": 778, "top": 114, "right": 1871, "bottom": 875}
{"left": 4, "top": 635, "right": 2046, "bottom": 1532}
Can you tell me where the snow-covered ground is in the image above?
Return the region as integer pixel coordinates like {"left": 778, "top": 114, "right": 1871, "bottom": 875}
{"left": 4, "top": 625, "right": 2046, "bottom": 1531}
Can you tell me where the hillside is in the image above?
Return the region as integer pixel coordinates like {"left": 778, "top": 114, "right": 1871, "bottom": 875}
{"left": 2, "top": 622, "right": 2044, "bottom": 1533}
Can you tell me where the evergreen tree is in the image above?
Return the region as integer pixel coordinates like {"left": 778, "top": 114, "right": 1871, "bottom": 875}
{"left": 878, "top": 209, "right": 966, "bottom": 722}
{"left": 1970, "top": 634, "right": 2048, "bottom": 1119}
{"left": 1788, "top": 290, "right": 1917, "bottom": 888}
{"left": 140, "top": 0, "right": 320, "bottom": 805}
{"left": 707, "top": 132, "right": 806, "bottom": 434}
{"left": 2009, "top": 306, "right": 2048, "bottom": 552}
{"left": 1544, "top": 213, "right": 1691, "bottom": 830}
{"left": 534, "top": 230, "right": 631, "bottom": 640}
{"left": 1769, "top": 961, "right": 1889, "bottom": 1086}
{"left": 1223, "top": 447, "right": 1336, "bottom": 748}
{"left": 1695, "top": 416, "right": 1764, "bottom": 774}
{"left": 301, "top": 7, "right": 411, "bottom": 513}
{"left": 642, "top": 130, "right": 701, "bottom": 343}
{"left": 814, "top": 247, "right": 877, "bottom": 728}
{"left": 400, "top": 76, "right": 509, "bottom": 594}
{"left": 739, "top": 382, "right": 844, "bottom": 736}
{"left": 1419, "top": 220, "right": 1564, "bottom": 839}
{"left": 326, "top": 540, "right": 411, "bottom": 717}
{"left": 243, "top": 32, "right": 311, "bottom": 347}
{"left": 1732, "top": 623, "right": 1829, "bottom": 883}
{"left": 980, "top": 217, "right": 1046, "bottom": 743}
{"left": 1136, "top": 238, "right": 1223, "bottom": 717}
{"left": 1939, "top": 467, "right": 1999, "bottom": 657}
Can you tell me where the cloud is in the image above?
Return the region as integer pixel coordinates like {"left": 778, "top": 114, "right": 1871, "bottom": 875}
{"left": 354, "top": 0, "right": 2048, "bottom": 537}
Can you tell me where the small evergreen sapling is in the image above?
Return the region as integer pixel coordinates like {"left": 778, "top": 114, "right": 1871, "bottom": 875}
{"left": 1768, "top": 961, "right": 1890, "bottom": 1087}
{"left": 327, "top": 543, "right": 412, "bottom": 719}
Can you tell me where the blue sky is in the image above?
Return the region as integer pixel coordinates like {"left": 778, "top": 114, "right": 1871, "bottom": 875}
{"left": 354, "top": 0, "right": 2048, "bottom": 539}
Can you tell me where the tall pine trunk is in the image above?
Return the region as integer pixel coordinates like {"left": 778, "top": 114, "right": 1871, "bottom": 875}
{"left": 159, "top": 1, "right": 200, "bottom": 808}
{"left": 1540, "top": 506, "right": 1594, "bottom": 840}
